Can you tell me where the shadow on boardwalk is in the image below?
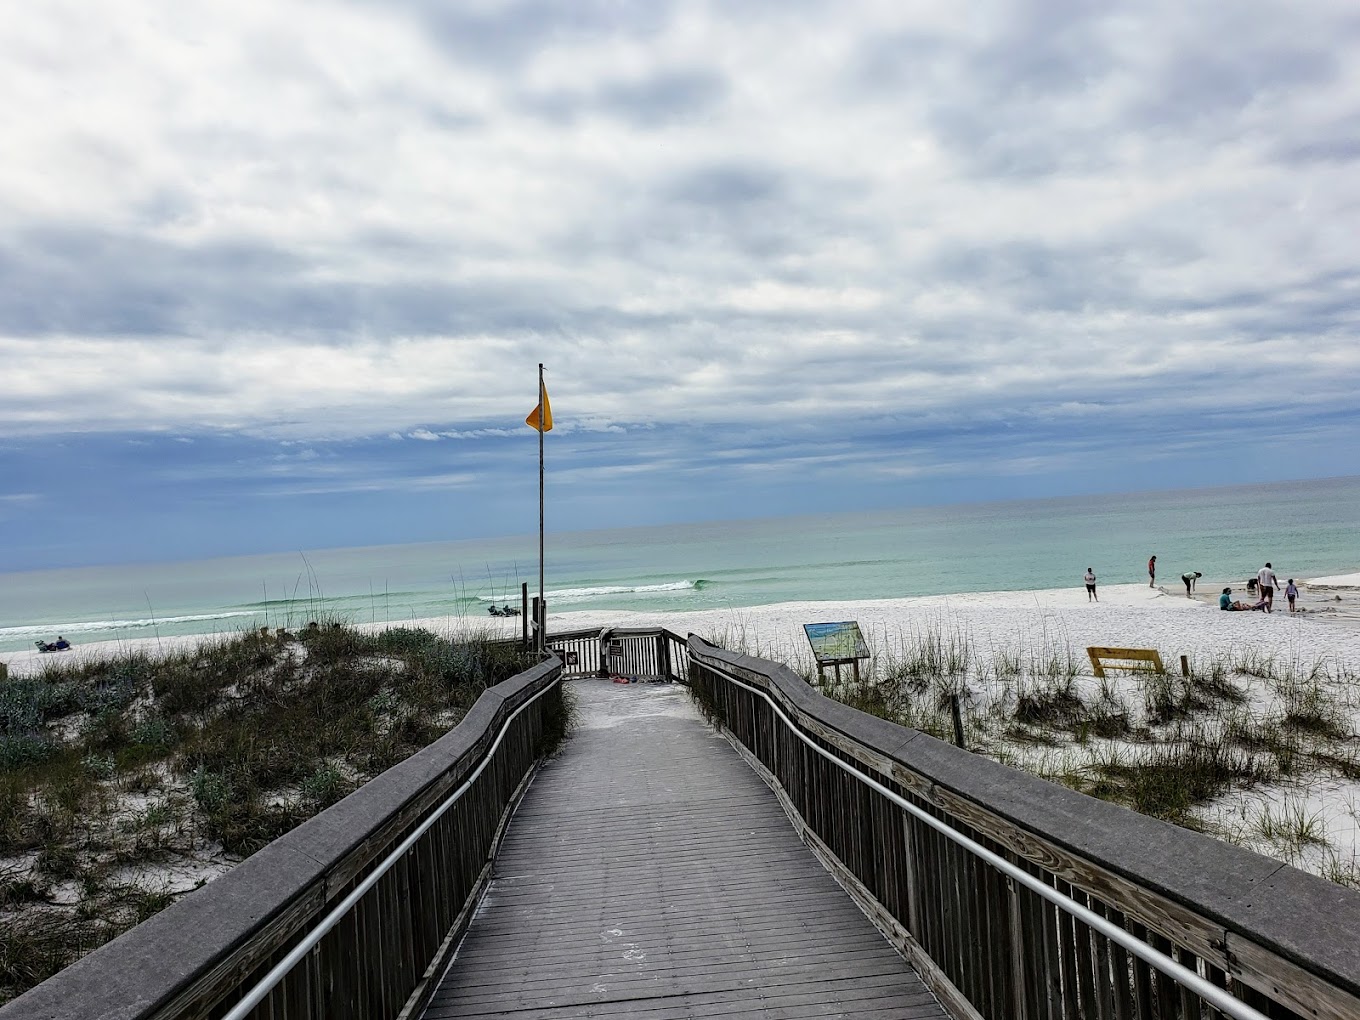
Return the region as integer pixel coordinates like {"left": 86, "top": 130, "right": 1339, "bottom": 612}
{"left": 424, "top": 678, "right": 947, "bottom": 1019}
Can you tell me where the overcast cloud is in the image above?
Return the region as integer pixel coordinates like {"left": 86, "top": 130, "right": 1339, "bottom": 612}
{"left": 2, "top": 0, "right": 1358, "bottom": 569}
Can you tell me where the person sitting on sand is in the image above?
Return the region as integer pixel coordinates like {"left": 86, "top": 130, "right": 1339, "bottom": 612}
{"left": 1181, "top": 571, "right": 1202, "bottom": 597}
{"left": 1219, "top": 588, "right": 1265, "bottom": 612}
{"left": 54, "top": 636, "right": 70, "bottom": 650}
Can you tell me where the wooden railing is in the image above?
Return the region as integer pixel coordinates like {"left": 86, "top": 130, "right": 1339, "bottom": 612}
{"left": 548, "top": 626, "right": 688, "bottom": 682}
{"left": 1, "top": 658, "right": 563, "bottom": 1020}
{"left": 687, "top": 636, "right": 1360, "bottom": 1020}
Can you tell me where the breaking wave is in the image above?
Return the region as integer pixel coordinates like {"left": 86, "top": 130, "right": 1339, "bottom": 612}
{"left": 0, "top": 611, "right": 261, "bottom": 640}
{"left": 479, "top": 580, "right": 709, "bottom": 603}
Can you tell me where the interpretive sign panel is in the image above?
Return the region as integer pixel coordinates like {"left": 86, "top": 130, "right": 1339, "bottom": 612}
{"left": 803, "top": 622, "right": 869, "bottom": 665}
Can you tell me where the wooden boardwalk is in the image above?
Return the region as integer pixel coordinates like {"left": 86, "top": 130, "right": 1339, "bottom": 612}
{"left": 423, "top": 678, "right": 948, "bottom": 1020}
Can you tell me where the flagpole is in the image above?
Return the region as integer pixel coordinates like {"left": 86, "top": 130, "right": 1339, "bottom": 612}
{"left": 537, "top": 362, "right": 545, "bottom": 652}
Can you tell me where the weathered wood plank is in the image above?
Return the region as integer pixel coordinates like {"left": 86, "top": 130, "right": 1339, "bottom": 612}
{"left": 423, "top": 679, "right": 948, "bottom": 1020}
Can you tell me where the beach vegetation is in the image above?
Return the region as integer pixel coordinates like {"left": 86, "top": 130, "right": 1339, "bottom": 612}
{"left": 1253, "top": 799, "right": 1329, "bottom": 853}
{"left": 0, "top": 623, "right": 536, "bottom": 1005}
{"left": 1321, "top": 851, "right": 1360, "bottom": 891}
{"left": 790, "top": 617, "right": 1360, "bottom": 890}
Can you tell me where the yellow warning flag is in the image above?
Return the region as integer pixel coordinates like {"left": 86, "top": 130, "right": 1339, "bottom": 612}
{"left": 525, "top": 385, "right": 553, "bottom": 432}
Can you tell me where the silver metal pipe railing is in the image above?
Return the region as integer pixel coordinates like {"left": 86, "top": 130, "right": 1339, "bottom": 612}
{"left": 702, "top": 659, "right": 1270, "bottom": 1020}
{"left": 222, "top": 675, "right": 560, "bottom": 1020}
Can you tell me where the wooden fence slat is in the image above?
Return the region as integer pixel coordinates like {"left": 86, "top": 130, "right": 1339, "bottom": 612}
{"left": 684, "top": 637, "right": 1360, "bottom": 1020}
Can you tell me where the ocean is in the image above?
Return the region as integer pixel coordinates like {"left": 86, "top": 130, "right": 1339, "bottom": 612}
{"left": 2, "top": 476, "right": 1357, "bottom": 653}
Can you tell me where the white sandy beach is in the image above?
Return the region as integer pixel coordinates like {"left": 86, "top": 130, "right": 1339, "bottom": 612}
{"left": 5, "top": 578, "right": 1360, "bottom": 884}
{"left": 547, "top": 581, "right": 1360, "bottom": 678}
{"left": 1306, "top": 571, "right": 1360, "bottom": 588}
{"left": 5, "top": 580, "right": 1359, "bottom": 678}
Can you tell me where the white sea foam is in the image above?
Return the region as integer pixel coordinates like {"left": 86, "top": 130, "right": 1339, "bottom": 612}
{"left": 0, "top": 610, "right": 259, "bottom": 640}
{"left": 541, "top": 580, "right": 699, "bottom": 601}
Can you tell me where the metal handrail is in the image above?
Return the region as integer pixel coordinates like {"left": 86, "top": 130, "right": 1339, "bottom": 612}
{"left": 222, "top": 673, "right": 561, "bottom": 1020}
{"left": 702, "top": 658, "right": 1270, "bottom": 1020}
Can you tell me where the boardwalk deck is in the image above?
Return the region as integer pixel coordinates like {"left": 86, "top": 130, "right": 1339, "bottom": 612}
{"left": 423, "top": 678, "right": 948, "bottom": 1019}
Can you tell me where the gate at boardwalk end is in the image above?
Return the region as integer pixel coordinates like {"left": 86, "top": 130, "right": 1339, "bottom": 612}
{"left": 548, "top": 627, "right": 689, "bottom": 683}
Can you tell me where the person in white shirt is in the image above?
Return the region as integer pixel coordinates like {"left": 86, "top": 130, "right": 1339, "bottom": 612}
{"left": 1083, "top": 568, "right": 1097, "bottom": 602}
{"left": 1256, "top": 562, "right": 1280, "bottom": 613}
{"left": 1181, "top": 571, "right": 1202, "bottom": 597}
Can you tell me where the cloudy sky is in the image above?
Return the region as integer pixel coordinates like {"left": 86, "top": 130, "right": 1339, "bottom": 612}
{"left": 3, "top": 0, "right": 1358, "bottom": 571}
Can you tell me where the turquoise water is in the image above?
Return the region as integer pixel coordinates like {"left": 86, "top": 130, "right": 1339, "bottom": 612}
{"left": 2, "top": 476, "right": 1357, "bottom": 652}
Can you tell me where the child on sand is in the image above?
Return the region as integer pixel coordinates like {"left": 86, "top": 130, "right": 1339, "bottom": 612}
{"left": 1286, "top": 579, "right": 1299, "bottom": 613}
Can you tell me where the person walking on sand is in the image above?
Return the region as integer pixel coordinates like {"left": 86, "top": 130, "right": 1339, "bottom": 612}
{"left": 1181, "top": 570, "right": 1202, "bottom": 597}
{"left": 1084, "top": 567, "right": 1097, "bottom": 602}
{"left": 1148, "top": 555, "right": 1156, "bottom": 588}
{"left": 1285, "top": 578, "right": 1299, "bottom": 613}
{"left": 1257, "top": 562, "right": 1280, "bottom": 613}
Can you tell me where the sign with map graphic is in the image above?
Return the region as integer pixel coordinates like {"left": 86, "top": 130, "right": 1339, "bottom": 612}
{"left": 802, "top": 621, "right": 869, "bottom": 665}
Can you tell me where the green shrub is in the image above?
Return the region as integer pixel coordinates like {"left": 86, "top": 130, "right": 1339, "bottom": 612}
{"left": 0, "top": 912, "right": 107, "bottom": 1003}
{"left": 131, "top": 716, "right": 176, "bottom": 751}
{"left": 367, "top": 688, "right": 399, "bottom": 716}
{"left": 0, "top": 679, "right": 76, "bottom": 734}
{"left": 0, "top": 621, "right": 537, "bottom": 1003}
{"left": 128, "top": 887, "right": 176, "bottom": 924}
{"left": 300, "top": 764, "right": 345, "bottom": 808}
{"left": 372, "top": 627, "right": 438, "bottom": 655}
{"left": 34, "top": 843, "right": 82, "bottom": 881}
{"left": 0, "top": 777, "right": 32, "bottom": 852}
{"left": 74, "top": 666, "right": 140, "bottom": 715}
{"left": 1089, "top": 739, "right": 1274, "bottom": 824}
{"left": 0, "top": 735, "right": 56, "bottom": 772}
{"left": 81, "top": 755, "right": 116, "bottom": 780}
{"left": 190, "top": 768, "right": 232, "bottom": 815}
{"left": 298, "top": 624, "right": 374, "bottom": 664}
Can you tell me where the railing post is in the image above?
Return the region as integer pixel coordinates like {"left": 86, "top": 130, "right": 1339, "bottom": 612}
{"left": 657, "top": 633, "right": 671, "bottom": 681}
{"left": 596, "top": 631, "right": 611, "bottom": 677}
{"left": 1007, "top": 876, "right": 1029, "bottom": 1020}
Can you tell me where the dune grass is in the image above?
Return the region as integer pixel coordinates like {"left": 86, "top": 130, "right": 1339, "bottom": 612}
{"left": 710, "top": 619, "right": 1360, "bottom": 889}
{"left": 0, "top": 622, "right": 536, "bottom": 1004}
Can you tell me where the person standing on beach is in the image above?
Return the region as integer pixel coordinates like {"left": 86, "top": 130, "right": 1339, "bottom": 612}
{"left": 1285, "top": 579, "right": 1299, "bottom": 613}
{"left": 1148, "top": 555, "right": 1156, "bottom": 587}
{"left": 1257, "top": 562, "right": 1280, "bottom": 613}
{"left": 1181, "top": 571, "right": 1202, "bottom": 597}
{"left": 1084, "top": 567, "right": 1097, "bottom": 602}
